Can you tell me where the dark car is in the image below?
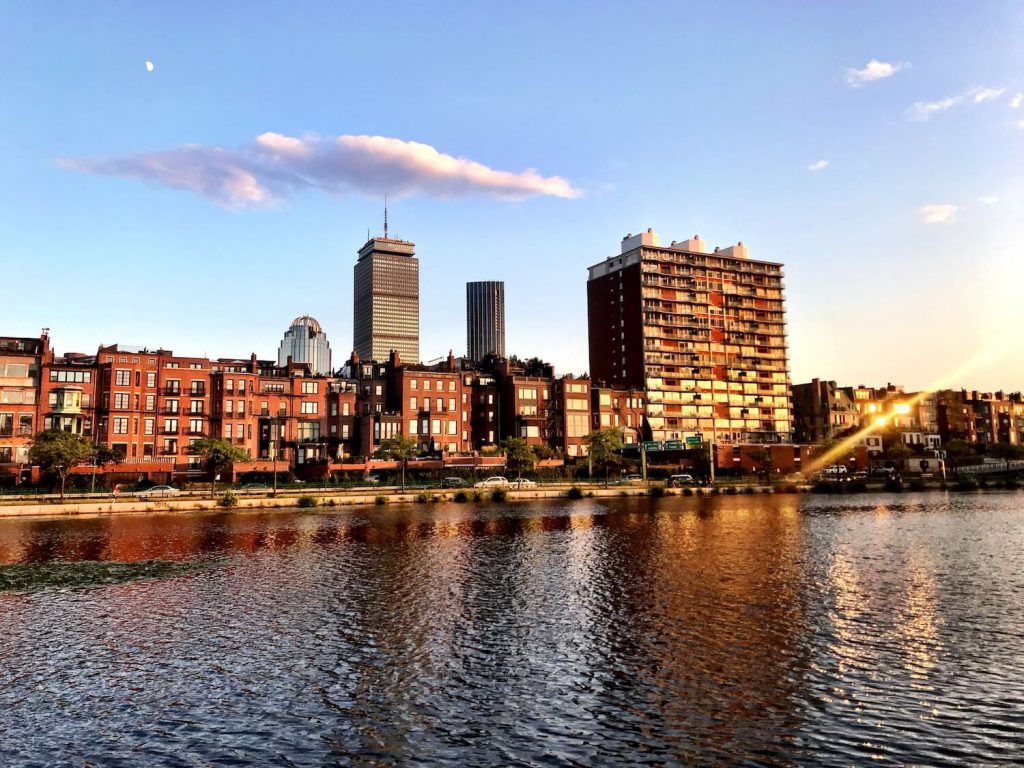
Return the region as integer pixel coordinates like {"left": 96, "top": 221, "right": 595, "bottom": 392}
{"left": 441, "top": 477, "right": 467, "bottom": 488}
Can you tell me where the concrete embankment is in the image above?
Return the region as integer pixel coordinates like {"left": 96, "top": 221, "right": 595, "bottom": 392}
{"left": 0, "top": 485, "right": 662, "bottom": 519}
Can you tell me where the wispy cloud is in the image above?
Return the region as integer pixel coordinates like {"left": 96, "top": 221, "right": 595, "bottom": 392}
{"left": 978, "top": 195, "right": 999, "bottom": 205}
{"left": 919, "top": 203, "right": 958, "bottom": 224}
{"left": 845, "top": 59, "right": 905, "bottom": 87}
{"left": 908, "top": 95, "right": 962, "bottom": 121}
{"left": 807, "top": 159, "right": 829, "bottom": 171}
{"left": 59, "top": 133, "right": 582, "bottom": 208}
{"left": 972, "top": 87, "right": 1006, "bottom": 103}
{"left": 1011, "top": 93, "right": 1023, "bottom": 109}
{"left": 907, "top": 86, "right": 1007, "bottom": 121}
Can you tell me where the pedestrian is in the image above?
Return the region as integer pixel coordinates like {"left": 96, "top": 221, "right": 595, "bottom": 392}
{"left": 112, "top": 483, "right": 119, "bottom": 501}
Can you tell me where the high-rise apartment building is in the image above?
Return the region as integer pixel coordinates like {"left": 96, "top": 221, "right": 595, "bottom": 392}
{"left": 353, "top": 235, "right": 419, "bottom": 363}
{"left": 466, "top": 281, "right": 505, "bottom": 361}
{"left": 587, "top": 229, "right": 792, "bottom": 444}
{"left": 277, "top": 315, "right": 332, "bottom": 375}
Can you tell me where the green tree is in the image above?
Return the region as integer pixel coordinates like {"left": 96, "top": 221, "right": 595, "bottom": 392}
{"left": 584, "top": 427, "right": 624, "bottom": 487}
{"left": 944, "top": 439, "right": 976, "bottom": 471}
{"left": 989, "top": 442, "right": 1024, "bottom": 479}
{"left": 190, "top": 437, "right": 250, "bottom": 498}
{"left": 28, "top": 430, "right": 96, "bottom": 502}
{"left": 747, "top": 447, "right": 773, "bottom": 484}
{"left": 379, "top": 434, "right": 419, "bottom": 491}
{"left": 501, "top": 437, "right": 535, "bottom": 481}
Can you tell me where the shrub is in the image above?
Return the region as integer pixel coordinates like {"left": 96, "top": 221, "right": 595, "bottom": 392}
{"left": 777, "top": 483, "right": 799, "bottom": 494}
{"left": 682, "top": 487, "right": 694, "bottom": 496}
{"left": 326, "top": 498, "right": 337, "bottom": 507}
{"left": 586, "top": 491, "right": 595, "bottom": 498}
{"left": 848, "top": 480, "right": 869, "bottom": 493}
{"left": 567, "top": 486, "right": 584, "bottom": 500}
{"left": 954, "top": 478, "right": 977, "bottom": 492}
{"left": 710, "top": 487, "right": 720, "bottom": 495}
{"left": 491, "top": 489, "right": 507, "bottom": 502}
{"left": 1004, "top": 479, "right": 1021, "bottom": 490}
{"left": 649, "top": 486, "right": 665, "bottom": 498}
{"left": 453, "top": 490, "right": 469, "bottom": 503}
{"left": 743, "top": 487, "right": 755, "bottom": 495}
{"left": 908, "top": 479, "right": 926, "bottom": 491}
{"left": 884, "top": 479, "right": 904, "bottom": 493}
{"left": 978, "top": 479, "right": 990, "bottom": 490}
{"left": 416, "top": 493, "right": 429, "bottom": 504}
{"left": 297, "top": 495, "right": 318, "bottom": 508}
{"left": 472, "top": 491, "right": 483, "bottom": 502}
{"left": 812, "top": 481, "right": 840, "bottom": 494}
{"left": 374, "top": 495, "right": 387, "bottom": 505}
{"left": 217, "top": 491, "right": 238, "bottom": 508}
{"left": 724, "top": 486, "right": 738, "bottom": 495}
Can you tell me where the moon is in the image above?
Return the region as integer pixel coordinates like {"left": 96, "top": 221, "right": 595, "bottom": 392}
{"left": 145, "top": 60, "right": 154, "bottom": 72}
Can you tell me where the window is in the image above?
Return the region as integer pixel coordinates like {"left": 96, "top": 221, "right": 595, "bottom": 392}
{"left": 144, "top": 418, "right": 154, "bottom": 435}
{"left": 432, "top": 419, "right": 441, "bottom": 434}
{"left": 113, "top": 417, "right": 129, "bottom": 434}
{"left": 447, "top": 420, "right": 457, "bottom": 435}
{"left": 300, "top": 401, "right": 318, "bottom": 414}
{"left": 341, "top": 424, "right": 349, "bottom": 439}
{"left": 165, "top": 399, "right": 179, "bottom": 414}
{"left": 448, "top": 398, "right": 455, "bottom": 411}
{"left": 342, "top": 402, "right": 350, "bottom": 416}
{"left": 424, "top": 397, "right": 431, "bottom": 412}
{"left": 410, "top": 379, "right": 418, "bottom": 390}
{"left": 190, "top": 418, "right": 203, "bottom": 434}
{"left": 18, "top": 414, "right": 32, "bottom": 435}
{"left": 115, "top": 369, "right": 131, "bottom": 386}
{"left": 164, "top": 418, "right": 178, "bottom": 432}
{"left": 113, "top": 393, "right": 130, "bottom": 410}
{"left": 424, "top": 380, "right": 432, "bottom": 391}
{"left": 448, "top": 381, "right": 456, "bottom": 392}
{"left": 237, "top": 380, "right": 246, "bottom": 394}
{"left": 237, "top": 400, "right": 246, "bottom": 416}
{"left": 375, "top": 385, "right": 382, "bottom": 396}
{"left": 409, "top": 420, "right": 418, "bottom": 434}
{"left": 410, "top": 397, "right": 418, "bottom": 411}
{"left": 302, "top": 381, "right": 318, "bottom": 394}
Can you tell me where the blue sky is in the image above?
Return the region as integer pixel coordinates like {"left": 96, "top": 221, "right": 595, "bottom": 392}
{"left": 2, "top": 1, "right": 1021, "bottom": 390}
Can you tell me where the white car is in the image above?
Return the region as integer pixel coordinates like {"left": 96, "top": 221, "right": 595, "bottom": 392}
{"left": 474, "top": 476, "right": 510, "bottom": 489}
{"left": 514, "top": 478, "right": 537, "bottom": 488}
{"left": 137, "top": 485, "right": 181, "bottom": 498}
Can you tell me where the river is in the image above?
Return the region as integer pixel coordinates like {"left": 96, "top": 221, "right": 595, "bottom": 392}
{"left": 1, "top": 493, "right": 1022, "bottom": 766}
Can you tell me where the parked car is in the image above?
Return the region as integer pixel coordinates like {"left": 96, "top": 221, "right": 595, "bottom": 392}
{"left": 870, "top": 466, "right": 897, "bottom": 478}
{"left": 441, "top": 477, "right": 467, "bottom": 488}
{"left": 364, "top": 474, "right": 382, "bottom": 484}
{"left": 474, "top": 476, "right": 510, "bottom": 489}
{"left": 239, "top": 483, "right": 268, "bottom": 492}
{"left": 667, "top": 474, "right": 697, "bottom": 487}
{"left": 137, "top": 485, "right": 180, "bottom": 498}
{"left": 514, "top": 478, "right": 537, "bottom": 488}
{"left": 623, "top": 474, "right": 644, "bottom": 484}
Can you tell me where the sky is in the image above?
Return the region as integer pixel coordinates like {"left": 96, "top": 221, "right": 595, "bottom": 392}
{"left": 2, "top": 1, "right": 1022, "bottom": 391}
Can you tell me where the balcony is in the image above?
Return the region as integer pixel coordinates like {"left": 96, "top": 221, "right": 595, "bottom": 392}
{"left": 161, "top": 427, "right": 179, "bottom": 435}
{"left": 162, "top": 407, "right": 180, "bottom": 415}
{"left": 163, "top": 386, "right": 181, "bottom": 396}
{"left": 189, "top": 388, "right": 207, "bottom": 397}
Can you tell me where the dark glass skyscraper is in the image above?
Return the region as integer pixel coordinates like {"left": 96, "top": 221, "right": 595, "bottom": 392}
{"left": 353, "top": 236, "right": 419, "bottom": 363}
{"left": 466, "top": 281, "right": 505, "bottom": 361}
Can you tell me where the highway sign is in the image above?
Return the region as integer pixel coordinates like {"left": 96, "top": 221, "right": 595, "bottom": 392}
{"left": 665, "top": 440, "right": 683, "bottom": 450}
{"left": 643, "top": 441, "right": 662, "bottom": 452}
{"left": 685, "top": 436, "right": 702, "bottom": 446}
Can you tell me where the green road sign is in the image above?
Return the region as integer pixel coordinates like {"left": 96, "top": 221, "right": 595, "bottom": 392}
{"left": 643, "top": 441, "right": 662, "bottom": 452}
{"left": 685, "top": 436, "right": 702, "bottom": 446}
{"left": 665, "top": 440, "right": 683, "bottom": 450}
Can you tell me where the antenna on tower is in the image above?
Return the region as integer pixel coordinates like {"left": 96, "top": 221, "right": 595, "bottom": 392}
{"left": 383, "top": 195, "right": 389, "bottom": 239}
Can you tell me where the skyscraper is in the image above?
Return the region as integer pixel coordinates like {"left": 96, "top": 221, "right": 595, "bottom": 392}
{"left": 353, "top": 234, "right": 419, "bottom": 363}
{"left": 587, "top": 228, "right": 792, "bottom": 445}
{"left": 466, "top": 281, "right": 505, "bottom": 361}
{"left": 276, "top": 315, "right": 332, "bottom": 375}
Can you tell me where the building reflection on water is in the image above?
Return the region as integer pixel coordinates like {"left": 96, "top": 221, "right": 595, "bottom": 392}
{"left": 1, "top": 495, "right": 1022, "bottom": 765}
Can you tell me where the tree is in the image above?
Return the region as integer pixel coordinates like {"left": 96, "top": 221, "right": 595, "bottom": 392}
{"left": 989, "top": 442, "right": 1024, "bottom": 479}
{"left": 378, "top": 434, "right": 419, "bottom": 491}
{"left": 190, "top": 437, "right": 250, "bottom": 498}
{"left": 944, "top": 439, "right": 976, "bottom": 472}
{"left": 583, "top": 427, "right": 624, "bottom": 487}
{"left": 501, "top": 437, "right": 535, "bottom": 481}
{"left": 747, "top": 447, "right": 773, "bottom": 484}
{"left": 28, "top": 430, "right": 96, "bottom": 502}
